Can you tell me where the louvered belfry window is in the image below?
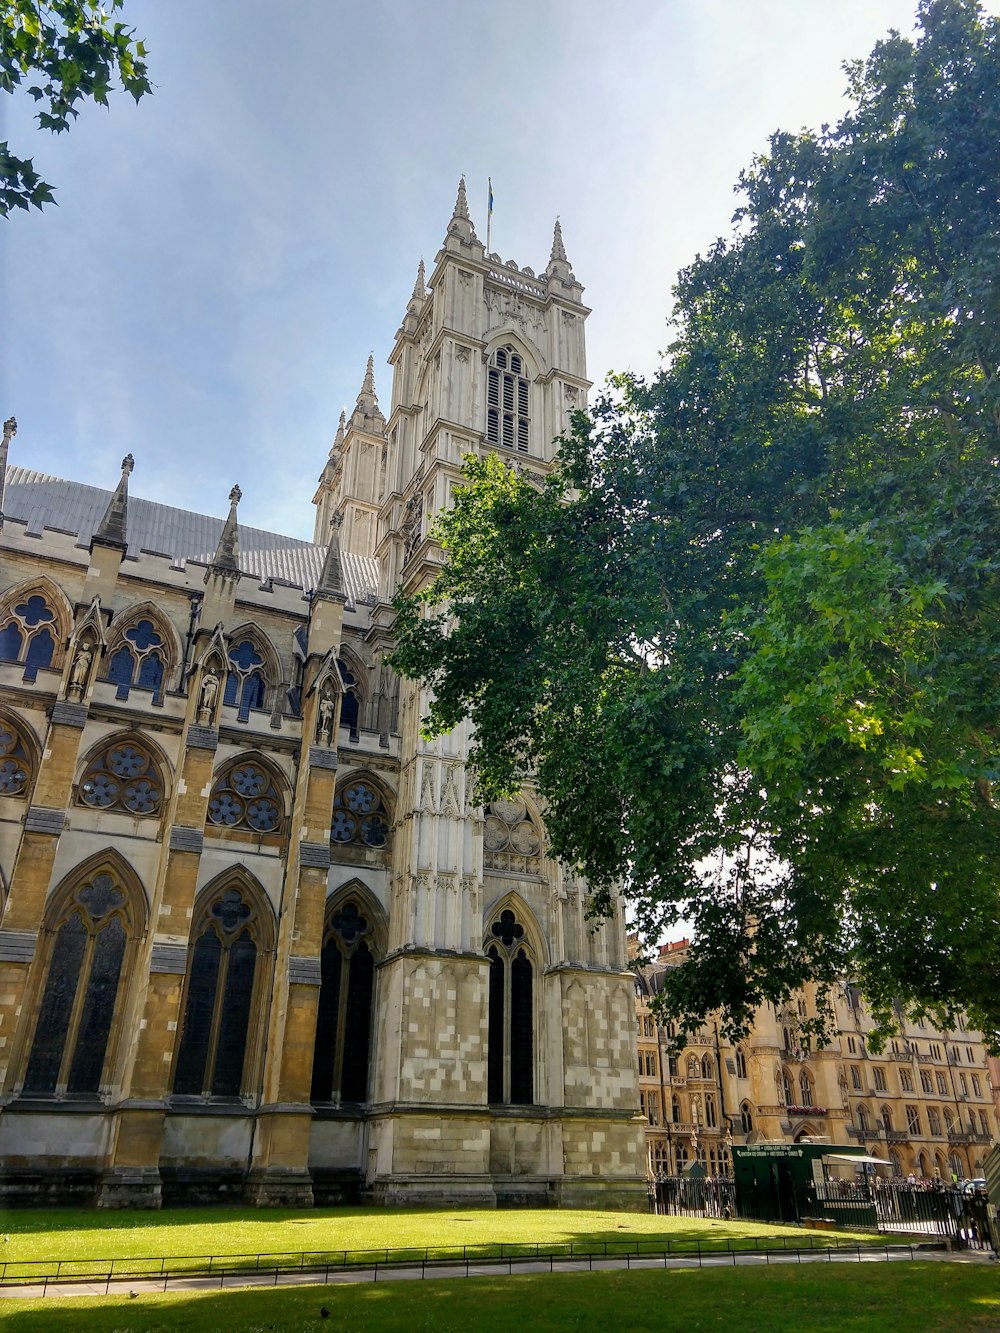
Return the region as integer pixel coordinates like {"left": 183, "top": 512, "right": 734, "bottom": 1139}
{"left": 486, "top": 345, "right": 530, "bottom": 453}
{"left": 486, "top": 908, "right": 533, "bottom": 1105}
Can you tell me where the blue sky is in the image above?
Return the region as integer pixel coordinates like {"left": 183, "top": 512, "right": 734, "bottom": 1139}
{"left": 3, "top": 1, "right": 989, "bottom": 540}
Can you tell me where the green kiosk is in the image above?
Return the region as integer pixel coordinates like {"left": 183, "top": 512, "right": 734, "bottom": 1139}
{"left": 732, "top": 1142, "right": 882, "bottom": 1226}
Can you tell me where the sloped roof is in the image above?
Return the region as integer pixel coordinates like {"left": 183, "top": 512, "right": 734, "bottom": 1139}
{"left": 3, "top": 466, "right": 380, "bottom": 607}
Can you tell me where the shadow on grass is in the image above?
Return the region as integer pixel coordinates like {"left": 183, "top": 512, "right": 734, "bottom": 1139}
{"left": 3, "top": 1263, "right": 999, "bottom": 1333}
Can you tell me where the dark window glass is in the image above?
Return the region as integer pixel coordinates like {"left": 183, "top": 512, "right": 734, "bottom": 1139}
{"left": 340, "top": 691, "right": 359, "bottom": 735}
{"left": 23, "top": 913, "right": 88, "bottom": 1093}
{"left": 173, "top": 930, "right": 222, "bottom": 1094}
{"left": 341, "top": 942, "right": 374, "bottom": 1102}
{"left": 241, "top": 671, "right": 266, "bottom": 714}
{"left": 24, "top": 627, "right": 54, "bottom": 676}
{"left": 108, "top": 646, "right": 135, "bottom": 689}
{"left": 224, "top": 671, "right": 239, "bottom": 706}
{"left": 137, "top": 651, "right": 164, "bottom": 692}
{"left": 67, "top": 916, "right": 125, "bottom": 1094}
{"left": 212, "top": 932, "right": 256, "bottom": 1097}
{"left": 311, "top": 941, "right": 343, "bottom": 1102}
{"left": 487, "top": 945, "right": 504, "bottom": 1103}
{"left": 0, "top": 623, "right": 23, "bottom": 661}
{"left": 510, "top": 949, "right": 533, "bottom": 1104}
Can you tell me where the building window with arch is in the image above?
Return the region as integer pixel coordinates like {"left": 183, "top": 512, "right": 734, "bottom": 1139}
{"left": 857, "top": 1104, "right": 869, "bottom": 1133}
{"left": 740, "top": 1101, "right": 754, "bottom": 1134}
{"left": 0, "top": 716, "right": 33, "bottom": 798}
{"left": 337, "top": 658, "right": 362, "bottom": 738}
{"left": 331, "top": 778, "right": 391, "bottom": 850}
{"left": 701, "top": 1053, "right": 714, "bottom": 1080}
{"left": 687, "top": 1053, "right": 699, "bottom": 1080}
{"left": 927, "top": 1106, "right": 942, "bottom": 1136}
{"left": 206, "top": 759, "right": 284, "bottom": 838}
{"left": 735, "top": 1046, "right": 747, "bottom": 1079}
{"left": 22, "top": 867, "right": 139, "bottom": 1097}
{"left": 943, "top": 1107, "right": 955, "bottom": 1134}
{"left": 799, "top": 1069, "right": 813, "bottom": 1106}
{"left": 77, "top": 738, "right": 164, "bottom": 817}
{"left": 486, "top": 907, "right": 533, "bottom": 1105}
{"left": 486, "top": 344, "right": 530, "bottom": 453}
{"left": 223, "top": 638, "right": 270, "bottom": 722}
{"left": 704, "top": 1092, "right": 717, "bottom": 1128}
{"left": 672, "top": 1093, "right": 682, "bottom": 1124}
{"left": 889, "top": 1149, "right": 903, "bottom": 1177}
{"left": 106, "top": 616, "right": 170, "bottom": 699}
{"left": 483, "top": 796, "right": 542, "bottom": 875}
{"left": 880, "top": 1104, "right": 893, "bottom": 1134}
{"left": 781, "top": 1067, "right": 793, "bottom": 1106}
{"left": 0, "top": 592, "right": 58, "bottom": 681}
{"left": 906, "top": 1104, "right": 921, "bottom": 1136}
{"left": 173, "top": 883, "right": 271, "bottom": 1099}
{"left": 311, "top": 899, "right": 377, "bottom": 1104}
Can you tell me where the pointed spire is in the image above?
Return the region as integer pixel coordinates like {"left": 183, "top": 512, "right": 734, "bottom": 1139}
{"left": 0, "top": 416, "right": 16, "bottom": 530}
{"left": 411, "top": 258, "right": 426, "bottom": 301}
{"left": 550, "top": 218, "right": 568, "bottom": 264}
{"left": 350, "top": 353, "right": 385, "bottom": 433}
{"left": 361, "top": 352, "right": 376, "bottom": 398}
{"left": 315, "top": 512, "right": 345, "bottom": 601}
{"left": 330, "top": 408, "right": 346, "bottom": 456}
{"left": 211, "top": 483, "right": 242, "bottom": 575}
{"left": 93, "top": 453, "right": 134, "bottom": 548}
{"left": 454, "top": 175, "right": 470, "bottom": 221}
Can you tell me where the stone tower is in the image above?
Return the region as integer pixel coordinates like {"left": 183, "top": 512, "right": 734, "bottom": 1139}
{"left": 317, "top": 179, "right": 645, "bottom": 1206}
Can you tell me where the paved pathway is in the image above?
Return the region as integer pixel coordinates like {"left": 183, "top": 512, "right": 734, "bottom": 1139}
{"left": 2, "top": 1244, "right": 995, "bottom": 1302}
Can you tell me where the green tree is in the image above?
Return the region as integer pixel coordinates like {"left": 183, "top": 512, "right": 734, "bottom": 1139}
{"left": 1, "top": 0, "right": 150, "bottom": 216}
{"left": 392, "top": 0, "right": 1000, "bottom": 1048}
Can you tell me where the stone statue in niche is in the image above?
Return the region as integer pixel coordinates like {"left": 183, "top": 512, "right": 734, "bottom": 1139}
{"left": 198, "top": 668, "right": 220, "bottom": 725}
{"left": 317, "top": 689, "right": 335, "bottom": 746}
{"left": 66, "top": 639, "right": 94, "bottom": 701}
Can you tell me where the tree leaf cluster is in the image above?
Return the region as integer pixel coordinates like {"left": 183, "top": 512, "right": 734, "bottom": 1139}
{"left": 392, "top": 0, "right": 1000, "bottom": 1049}
{"left": 1, "top": 0, "right": 150, "bottom": 215}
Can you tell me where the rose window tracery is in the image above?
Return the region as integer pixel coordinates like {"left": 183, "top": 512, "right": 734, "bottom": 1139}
{"left": 483, "top": 796, "right": 541, "bottom": 874}
{"left": 0, "top": 721, "right": 31, "bottom": 797}
{"left": 78, "top": 740, "right": 163, "bottom": 817}
{"left": 206, "top": 761, "right": 282, "bottom": 835}
{"left": 331, "top": 781, "right": 390, "bottom": 849}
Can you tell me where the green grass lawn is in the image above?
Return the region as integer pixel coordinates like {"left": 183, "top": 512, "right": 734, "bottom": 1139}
{"left": 0, "top": 1206, "right": 876, "bottom": 1278}
{"left": 1, "top": 1262, "right": 998, "bottom": 1332}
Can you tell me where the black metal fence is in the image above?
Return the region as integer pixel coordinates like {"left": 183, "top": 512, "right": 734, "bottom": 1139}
{"left": 649, "top": 1174, "right": 737, "bottom": 1218}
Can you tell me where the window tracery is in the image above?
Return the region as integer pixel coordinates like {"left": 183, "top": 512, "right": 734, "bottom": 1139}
{"left": 23, "top": 867, "right": 138, "bottom": 1097}
{"left": 0, "top": 592, "right": 58, "bottom": 680}
{"left": 223, "top": 637, "right": 270, "bottom": 721}
{"left": 78, "top": 738, "right": 164, "bottom": 817}
{"left": 0, "top": 716, "right": 33, "bottom": 797}
{"left": 311, "top": 898, "right": 377, "bottom": 1104}
{"left": 486, "top": 907, "right": 533, "bottom": 1105}
{"left": 331, "top": 779, "right": 390, "bottom": 850}
{"left": 106, "top": 617, "right": 168, "bottom": 699}
{"left": 486, "top": 344, "right": 530, "bottom": 453}
{"left": 173, "top": 883, "right": 269, "bottom": 1099}
{"left": 740, "top": 1101, "right": 754, "bottom": 1134}
{"left": 337, "top": 657, "right": 362, "bottom": 738}
{"left": 735, "top": 1046, "right": 748, "bottom": 1079}
{"left": 483, "top": 796, "right": 541, "bottom": 874}
{"left": 206, "top": 759, "right": 283, "bottom": 837}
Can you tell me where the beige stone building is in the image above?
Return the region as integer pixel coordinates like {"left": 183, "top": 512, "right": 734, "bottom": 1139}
{"left": 0, "top": 181, "right": 646, "bottom": 1209}
{"left": 635, "top": 941, "right": 998, "bottom": 1182}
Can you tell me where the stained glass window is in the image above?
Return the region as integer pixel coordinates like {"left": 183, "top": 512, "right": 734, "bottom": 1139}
{"left": 311, "top": 900, "right": 377, "bottom": 1105}
{"left": 78, "top": 739, "right": 163, "bottom": 817}
{"left": 331, "top": 780, "right": 390, "bottom": 850}
{"left": 106, "top": 618, "right": 167, "bottom": 699}
{"left": 0, "top": 718, "right": 32, "bottom": 797}
{"left": 486, "top": 908, "right": 533, "bottom": 1105}
{"left": 224, "top": 638, "right": 269, "bottom": 722}
{"left": 0, "top": 592, "right": 58, "bottom": 681}
{"left": 22, "top": 870, "right": 131, "bottom": 1097}
{"left": 206, "top": 760, "right": 283, "bottom": 836}
{"left": 173, "top": 886, "right": 263, "bottom": 1099}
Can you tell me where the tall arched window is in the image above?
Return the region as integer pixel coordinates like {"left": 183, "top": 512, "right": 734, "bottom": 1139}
{"left": 486, "top": 907, "right": 533, "bottom": 1105}
{"left": 106, "top": 614, "right": 171, "bottom": 700}
{"left": 672, "top": 1094, "right": 681, "bottom": 1124}
{"left": 735, "top": 1046, "right": 748, "bottom": 1079}
{"left": 0, "top": 591, "right": 59, "bottom": 681}
{"left": 0, "top": 714, "right": 34, "bottom": 799}
{"left": 205, "top": 757, "right": 284, "bottom": 839}
{"left": 311, "top": 898, "right": 378, "bottom": 1104}
{"left": 337, "top": 658, "right": 362, "bottom": 738}
{"left": 486, "top": 345, "right": 530, "bottom": 453}
{"left": 740, "top": 1101, "right": 754, "bottom": 1134}
{"left": 927, "top": 1106, "right": 942, "bottom": 1136}
{"left": 23, "top": 863, "right": 141, "bottom": 1097}
{"left": 857, "top": 1104, "right": 870, "bottom": 1133}
{"left": 173, "top": 881, "right": 272, "bottom": 1099}
{"left": 77, "top": 736, "right": 165, "bottom": 817}
{"left": 705, "top": 1092, "right": 717, "bottom": 1128}
{"left": 223, "top": 636, "right": 271, "bottom": 722}
{"left": 799, "top": 1069, "right": 813, "bottom": 1106}
{"left": 701, "top": 1053, "right": 714, "bottom": 1080}
{"left": 781, "top": 1067, "right": 793, "bottom": 1106}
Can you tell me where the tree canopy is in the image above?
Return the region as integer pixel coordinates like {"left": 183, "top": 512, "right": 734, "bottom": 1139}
{"left": 1, "top": 0, "right": 150, "bottom": 216}
{"left": 391, "top": 0, "right": 1000, "bottom": 1049}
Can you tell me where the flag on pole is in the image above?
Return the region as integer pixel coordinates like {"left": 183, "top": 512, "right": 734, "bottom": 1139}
{"left": 487, "top": 177, "right": 494, "bottom": 253}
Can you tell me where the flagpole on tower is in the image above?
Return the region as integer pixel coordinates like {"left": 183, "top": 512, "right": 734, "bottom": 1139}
{"left": 486, "top": 177, "right": 493, "bottom": 254}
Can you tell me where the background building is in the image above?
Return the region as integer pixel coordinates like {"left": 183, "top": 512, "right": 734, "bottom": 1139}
{"left": 0, "top": 182, "right": 646, "bottom": 1210}
{"left": 634, "top": 941, "right": 998, "bottom": 1182}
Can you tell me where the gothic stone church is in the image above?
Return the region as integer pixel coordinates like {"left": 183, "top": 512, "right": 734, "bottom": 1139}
{"left": 0, "top": 181, "right": 645, "bottom": 1209}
